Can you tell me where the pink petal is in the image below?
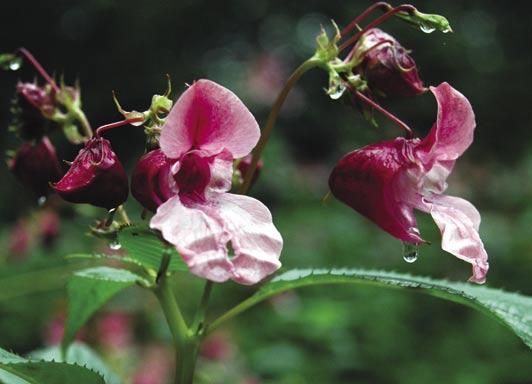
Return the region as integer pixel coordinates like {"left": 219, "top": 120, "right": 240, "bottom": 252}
{"left": 150, "top": 195, "right": 234, "bottom": 283}
{"left": 160, "top": 79, "right": 260, "bottom": 159}
{"left": 427, "top": 194, "right": 488, "bottom": 284}
{"left": 418, "top": 82, "right": 476, "bottom": 164}
{"left": 150, "top": 194, "right": 282, "bottom": 285}
{"left": 215, "top": 193, "right": 283, "bottom": 285}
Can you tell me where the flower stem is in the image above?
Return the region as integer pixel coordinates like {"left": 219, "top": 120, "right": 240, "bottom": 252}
{"left": 154, "top": 273, "right": 191, "bottom": 383}
{"left": 191, "top": 281, "right": 214, "bottom": 335}
{"left": 340, "top": 2, "right": 392, "bottom": 37}
{"left": 238, "top": 57, "right": 320, "bottom": 194}
{"left": 352, "top": 88, "right": 414, "bottom": 138}
{"left": 16, "top": 48, "right": 60, "bottom": 93}
{"left": 338, "top": 5, "right": 416, "bottom": 52}
{"left": 71, "top": 107, "right": 93, "bottom": 139}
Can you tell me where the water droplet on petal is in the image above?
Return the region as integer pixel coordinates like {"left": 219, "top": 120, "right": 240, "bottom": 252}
{"left": 420, "top": 24, "right": 436, "bottom": 34}
{"left": 37, "top": 196, "right": 47, "bottom": 206}
{"left": 402, "top": 242, "right": 419, "bottom": 263}
{"left": 109, "top": 240, "right": 121, "bottom": 250}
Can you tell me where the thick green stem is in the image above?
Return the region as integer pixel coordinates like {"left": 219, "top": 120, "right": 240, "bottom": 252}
{"left": 191, "top": 281, "right": 214, "bottom": 334}
{"left": 72, "top": 107, "right": 93, "bottom": 139}
{"left": 238, "top": 57, "right": 320, "bottom": 194}
{"left": 154, "top": 274, "right": 191, "bottom": 383}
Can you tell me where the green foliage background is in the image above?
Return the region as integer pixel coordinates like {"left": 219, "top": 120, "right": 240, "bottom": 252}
{"left": 0, "top": 0, "right": 531, "bottom": 383}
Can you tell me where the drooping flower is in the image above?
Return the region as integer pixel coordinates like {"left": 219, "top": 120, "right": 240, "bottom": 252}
{"left": 353, "top": 28, "right": 426, "bottom": 97}
{"left": 144, "top": 79, "right": 282, "bottom": 285}
{"left": 53, "top": 137, "right": 129, "bottom": 209}
{"left": 8, "top": 136, "right": 63, "bottom": 197}
{"left": 329, "top": 82, "right": 488, "bottom": 283}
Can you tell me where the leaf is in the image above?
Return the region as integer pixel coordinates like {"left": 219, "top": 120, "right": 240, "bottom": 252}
{"left": 118, "top": 225, "right": 187, "bottom": 273}
{"left": 63, "top": 266, "right": 145, "bottom": 349}
{"left": 0, "top": 260, "right": 91, "bottom": 302}
{"left": 0, "top": 346, "right": 104, "bottom": 384}
{"left": 30, "top": 342, "right": 121, "bottom": 384}
{"left": 209, "top": 268, "right": 532, "bottom": 349}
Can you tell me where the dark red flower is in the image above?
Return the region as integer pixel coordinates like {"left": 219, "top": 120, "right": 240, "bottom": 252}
{"left": 131, "top": 149, "right": 174, "bottom": 212}
{"left": 53, "top": 137, "right": 128, "bottom": 209}
{"left": 14, "top": 82, "right": 56, "bottom": 140}
{"left": 354, "top": 28, "right": 426, "bottom": 97}
{"left": 8, "top": 136, "right": 63, "bottom": 197}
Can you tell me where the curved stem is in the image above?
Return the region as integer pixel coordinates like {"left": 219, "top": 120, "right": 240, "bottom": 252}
{"left": 71, "top": 107, "right": 93, "bottom": 138}
{"left": 16, "top": 48, "right": 59, "bottom": 93}
{"left": 352, "top": 88, "right": 414, "bottom": 138}
{"left": 339, "top": 5, "right": 416, "bottom": 52}
{"left": 340, "top": 2, "right": 392, "bottom": 37}
{"left": 95, "top": 117, "right": 144, "bottom": 138}
{"left": 238, "top": 57, "right": 320, "bottom": 194}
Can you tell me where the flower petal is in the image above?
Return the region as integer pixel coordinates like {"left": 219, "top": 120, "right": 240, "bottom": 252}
{"left": 329, "top": 138, "right": 424, "bottom": 243}
{"left": 150, "top": 193, "right": 282, "bottom": 285}
{"left": 150, "top": 195, "right": 234, "bottom": 283}
{"left": 215, "top": 193, "right": 283, "bottom": 285}
{"left": 418, "top": 82, "right": 476, "bottom": 164}
{"left": 428, "top": 194, "right": 488, "bottom": 283}
{"left": 160, "top": 79, "right": 260, "bottom": 159}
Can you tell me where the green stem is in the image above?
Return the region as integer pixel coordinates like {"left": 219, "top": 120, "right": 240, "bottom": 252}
{"left": 205, "top": 295, "right": 258, "bottom": 336}
{"left": 73, "top": 107, "right": 93, "bottom": 139}
{"left": 238, "top": 57, "right": 320, "bottom": 194}
{"left": 191, "top": 281, "right": 214, "bottom": 335}
{"left": 116, "top": 205, "right": 130, "bottom": 226}
{"left": 154, "top": 274, "right": 190, "bottom": 383}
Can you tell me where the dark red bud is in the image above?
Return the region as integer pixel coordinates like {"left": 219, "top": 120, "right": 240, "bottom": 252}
{"left": 131, "top": 149, "right": 174, "bottom": 212}
{"left": 53, "top": 137, "right": 129, "bottom": 209}
{"left": 237, "top": 154, "right": 263, "bottom": 189}
{"left": 8, "top": 136, "right": 63, "bottom": 197}
{"left": 14, "top": 82, "right": 56, "bottom": 140}
{"left": 355, "top": 28, "right": 426, "bottom": 97}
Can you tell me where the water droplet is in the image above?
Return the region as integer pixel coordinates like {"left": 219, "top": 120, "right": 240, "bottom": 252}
{"left": 108, "top": 240, "right": 122, "bottom": 251}
{"left": 9, "top": 60, "right": 21, "bottom": 71}
{"left": 402, "top": 242, "right": 418, "bottom": 263}
{"left": 420, "top": 24, "right": 436, "bottom": 34}
{"left": 328, "top": 84, "right": 346, "bottom": 100}
{"left": 442, "top": 27, "right": 452, "bottom": 34}
{"left": 37, "top": 196, "right": 47, "bottom": 206}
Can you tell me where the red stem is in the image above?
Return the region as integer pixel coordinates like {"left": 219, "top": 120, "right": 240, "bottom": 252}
{"left": 339, "top": 5, "right": 416, "bottom": 52}
{"left": 351, "top": 87, "right": 413, "bottom": 138}
{"left": 16, "top": 48, "right": 60, "bottom": 93}
{"left": 344, "top": 38, "right": 393, "bottom": 64}
{"left": 95, "top": 117, "right": 145, "bottom": 138}
{"left": 340, "top": 2, "right": 392, "bottom": 37}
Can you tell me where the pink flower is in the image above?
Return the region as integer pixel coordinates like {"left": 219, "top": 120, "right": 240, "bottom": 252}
{"left": 329, "top": 82, "right": 488, "bottom": 283}
{"left": 354, "top": 28, "right": 426, "bottom": 97}
{"left": 148, "top": 79, "right": 283, "bottom": 285}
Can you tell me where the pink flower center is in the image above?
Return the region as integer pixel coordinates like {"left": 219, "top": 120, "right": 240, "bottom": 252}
{"left": 174, "top": 152, "right": 211, "bottom": 201}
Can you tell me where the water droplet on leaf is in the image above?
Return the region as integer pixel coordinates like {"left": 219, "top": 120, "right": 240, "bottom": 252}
{"left": 402, "top": 242, "right": 418, "bottom": 263}
{"left": 109, "top": 240, "right": 121, "bottom": 250}
{"left": 328, "top": 84, "right": 346, "bottom": 100}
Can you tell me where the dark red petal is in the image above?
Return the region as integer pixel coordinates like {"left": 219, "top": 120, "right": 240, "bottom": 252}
{"left": 131, "top": 149, "right": 174, "bottom": 212}
{"left": 53, "top": 138, "right": 128, "bottom": 209}
{"left": 329, "top": 138, "right": 423, "bottom": 243}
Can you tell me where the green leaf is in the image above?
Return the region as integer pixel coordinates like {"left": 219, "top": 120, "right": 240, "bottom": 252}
{"left": 118, "top": 225, "right": 187, "bottom": 273}
{"left": 30, "top": 343, "right": 121, "bottom": 384}
{"left": 0, "top": 346, "right": 104, "bottom": 384}
{"left": 208, "top": 269, "right": 532, "bottom": 349}
{"left": 0, "top": 260, "right": 91, "bottom": 302}
{"left": 63, "top": 266, "right": 144, "bottom": 349}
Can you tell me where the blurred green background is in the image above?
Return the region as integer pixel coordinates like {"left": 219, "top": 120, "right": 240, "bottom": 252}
{"left": 0, "top": 1, "right": 531, "bottom": 383}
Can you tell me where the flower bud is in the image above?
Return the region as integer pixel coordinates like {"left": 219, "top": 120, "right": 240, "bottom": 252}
{"left": 53, "top": 137, "right": 128, "bottom": 209}
{"left": 131, "top": 149, "right": 173, "bottom": 212}
{"left": 8, "top": 136, "right": 63, "bottom": 197}
{"left": 354, "top": 28, "right": 426, "bottom": 97}
{"left": 13, "top": 82, "right": 55, "bottom": 140}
